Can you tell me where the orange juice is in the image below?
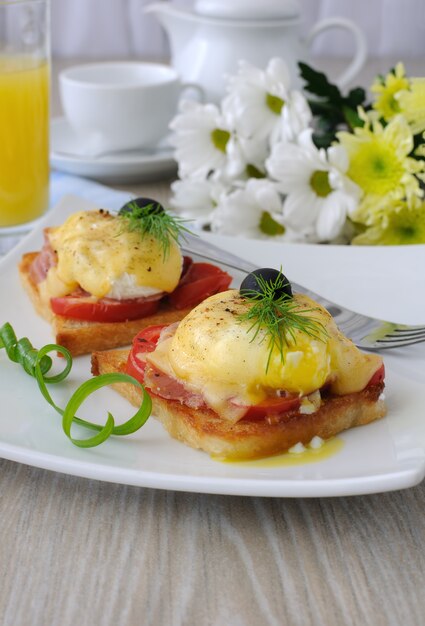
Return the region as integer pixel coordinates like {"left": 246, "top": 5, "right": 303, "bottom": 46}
{"left": 0, "top": 57, "right": 49, "bottom": 227}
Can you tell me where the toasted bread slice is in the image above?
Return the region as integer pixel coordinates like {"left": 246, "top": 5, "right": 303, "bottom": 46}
{"left": 91, "top": 349, "right": 387, "bottom": 460}
{"left": 19, "top": 252, "right": 193, "bottom": 356}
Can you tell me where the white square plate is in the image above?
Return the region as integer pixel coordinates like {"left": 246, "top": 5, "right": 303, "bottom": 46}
{"left": 1, "top": 195, "right": 424, "bottom": 497}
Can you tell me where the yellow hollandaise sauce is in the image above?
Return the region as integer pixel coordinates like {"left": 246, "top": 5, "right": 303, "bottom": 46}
{"left": 146, "top": 290, "right": 383, "bottom": 423}
{"left": 213, "top": 437, "right": 344, "bottom": 467}
{"left": 42, "top": 210, "right": 183, "bottom": 300}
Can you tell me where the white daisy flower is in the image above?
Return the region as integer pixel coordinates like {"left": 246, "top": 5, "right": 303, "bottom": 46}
{"left": 223, "top": 57, "right": 312, "bottom": 144}
{"left": 223, "top": 58, "right": 290, "bottom": 141}
{"left": 169, "top": 178, "right": 224, "bottom": 227}
{"left": 266, "top": 129, "right": 360, "bottom": 242}
{"left": 169, "top": 99, "right": 233, "bottom": 179}
{"left": 169, "top": 99, "right": 267, "bottom": 183}
{"left": 210, "top": 179, "right": 285, "bottom": 239}
{"left": 224, "top": 134, "right": 269, "bottom": 181}
{"left": 280, "top": 90, "right": 313, "bottom": 143}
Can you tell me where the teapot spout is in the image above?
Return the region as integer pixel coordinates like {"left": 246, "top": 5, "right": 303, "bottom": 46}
{"left": 144, "top": 3, "right": 195, "bottom": 62}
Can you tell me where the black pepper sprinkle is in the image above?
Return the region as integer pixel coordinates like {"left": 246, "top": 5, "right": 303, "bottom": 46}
{"left": 147, "top": 267, "right": 152, "bottom": 272}
{"left": 137, "top": 338, "right": 147, "bottom": 343}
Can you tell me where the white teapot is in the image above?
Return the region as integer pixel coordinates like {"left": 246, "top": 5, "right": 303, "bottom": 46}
{"left": 145, "top": 0, "right": 367, "bottom": 103}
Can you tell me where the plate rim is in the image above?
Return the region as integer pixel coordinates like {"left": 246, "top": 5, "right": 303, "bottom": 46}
{"left": 0, "top": 440, "right": 423, "bottom": 497}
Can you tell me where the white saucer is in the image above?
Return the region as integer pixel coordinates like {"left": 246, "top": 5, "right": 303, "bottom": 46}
{"left": 50, "top": 117, "right": 177, "bottom": 184}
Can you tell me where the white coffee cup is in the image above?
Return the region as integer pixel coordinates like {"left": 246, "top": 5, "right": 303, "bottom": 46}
{"left": 59, "top": 62, "right": 202, "bottom": 155}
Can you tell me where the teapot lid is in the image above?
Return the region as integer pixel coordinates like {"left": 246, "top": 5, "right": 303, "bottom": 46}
{"left": 194, "top": 0, "right": 301, "bottom": 20}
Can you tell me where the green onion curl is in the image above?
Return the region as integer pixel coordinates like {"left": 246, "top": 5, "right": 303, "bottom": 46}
{"left": 0, "top": 322, "right": 152, "bottom": 448}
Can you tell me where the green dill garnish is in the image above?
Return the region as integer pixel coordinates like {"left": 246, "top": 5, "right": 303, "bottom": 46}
{"left": 238, "top": 271, "right": 327, "bottom": 372}
{"left": 118, "top": 201, "right": 192, "bottom": 260}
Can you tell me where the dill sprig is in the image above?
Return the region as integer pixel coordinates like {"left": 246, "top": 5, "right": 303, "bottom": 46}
{"left": 238, "top": 272, "right": 328, "bottom": 372}
{"left": 118, "top": 201, "right": 192, "bottom": 260}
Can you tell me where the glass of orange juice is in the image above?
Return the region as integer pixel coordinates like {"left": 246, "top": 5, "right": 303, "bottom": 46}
{"left": 0, "top": 0, "right": 49, "bottom": 230}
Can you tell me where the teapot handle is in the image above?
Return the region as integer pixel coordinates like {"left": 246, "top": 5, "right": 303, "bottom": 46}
{"left": 180, "top": 82, "right": 205, "bottom": 103}
{"left": 305, "top": 17, "right": 367, "bottom": 89}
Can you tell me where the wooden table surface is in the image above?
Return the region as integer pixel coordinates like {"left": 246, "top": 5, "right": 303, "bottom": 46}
{"left": 1, "top": 58, "right": 424, "bottom": 626}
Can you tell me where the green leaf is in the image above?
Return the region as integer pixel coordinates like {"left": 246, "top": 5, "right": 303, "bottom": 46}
{"left": 346, "top": 86, "right": 366, "bottom": 108}
{"left": 298, "top": 62, "right": 342, "bottom": 102}
{"left": 308, "top": 100, "right": 340, "bottom": 116}
{"left": 312, "top": 132, "right": 336, "bottom": 149}
{"left": 342, "top": 106, "right": 364, "bottom": 129}
{"left": 299, "top": 62, "right": 370, "bottom": 148}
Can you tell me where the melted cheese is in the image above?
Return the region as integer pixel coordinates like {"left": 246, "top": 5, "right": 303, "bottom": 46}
{"left": 146, "top": 290, "right": 383, "bottom": 421}
{"left": 42, "top": 210, "right": 182, "bottom": 299}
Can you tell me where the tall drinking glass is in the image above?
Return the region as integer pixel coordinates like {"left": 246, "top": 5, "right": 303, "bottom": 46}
{"left": 0, "top": 0, "right": 50, "bottom": 230}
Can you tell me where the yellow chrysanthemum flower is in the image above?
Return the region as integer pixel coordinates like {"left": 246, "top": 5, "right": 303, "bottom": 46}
{"left": 337, "top": 114, "right": 425, "bottom": 225}
{"left": 371, "top": 63, "right": 409, "bottom": 122}
{"left": 396, "top": 78, "right": 425, "bottom": 135}
{"left": 352, "top": 198, "right": 425, "bottom": 245}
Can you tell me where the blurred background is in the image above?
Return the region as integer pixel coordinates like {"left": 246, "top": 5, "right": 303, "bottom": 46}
{"left": 51, "top": 0, "right": 425, "bottom": 61}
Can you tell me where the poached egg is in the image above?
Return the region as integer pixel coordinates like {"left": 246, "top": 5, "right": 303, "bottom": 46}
{"left": 39, "top": 210, "right": 183, "bottom": 302}
{"left": 146, "top": 290, "right": 383, "bottom": 420}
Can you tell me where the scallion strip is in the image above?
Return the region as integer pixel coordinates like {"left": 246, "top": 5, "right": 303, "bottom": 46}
{"left": 0, "top": 322, "right": 52, "bottom": 375}
{"left": 0, "top": 322, "right": 152, "bottom": 448}
{"left": 61, "top": 373, "right": 151, "bottom": 448}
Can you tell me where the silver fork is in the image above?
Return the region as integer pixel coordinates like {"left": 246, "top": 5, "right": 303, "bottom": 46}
{"left": 182, "top": 234, "right": 425, "bottom": 351}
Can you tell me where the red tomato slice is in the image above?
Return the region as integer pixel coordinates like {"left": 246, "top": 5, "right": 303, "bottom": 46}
{"left": 48, "top": 258, "right": 229, "bottom": 322}
{"left": 181, "top": 255, "right": 193, "bottom": 277}
{"left": 50, "top": 295, "right": 161, "bottom": 323}
{"left": 367, "top": 364, "right": 385, "bottom": 387}
{"left": 126, "top": 347, "right": 146, "bottom": 382}
{"left": 238, "top": 396, "right": 301, "bottom": 421}
{"left": 126, "top": 325, "right": 167, "bottom": 382}
{"left": 169, "top": 263, "right": 232, "bottom": 310}
{"left": 131, "top": 325, "right": 166, "bottom": 353}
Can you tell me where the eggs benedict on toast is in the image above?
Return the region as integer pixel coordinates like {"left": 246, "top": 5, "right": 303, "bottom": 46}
{"left": 91, "top": 269, "right": 386, "bottom": 459}
{"left": 19, "top": 199, "right": 231, "bottom": 356}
